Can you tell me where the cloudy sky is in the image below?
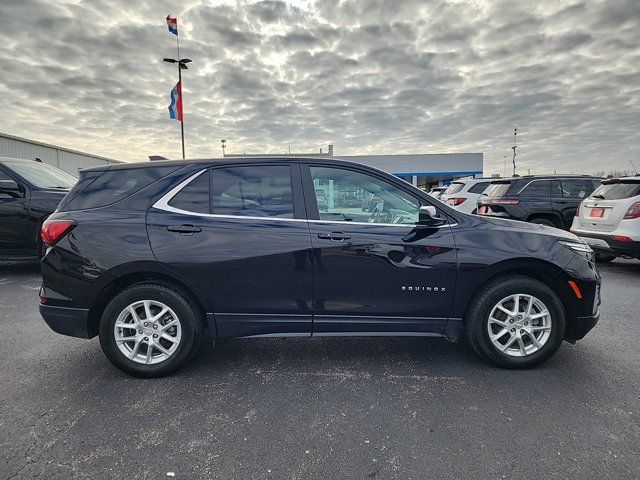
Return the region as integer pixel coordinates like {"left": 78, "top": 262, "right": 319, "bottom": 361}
{"left": 2, "top": 0, "right": 639, "bottom": 174}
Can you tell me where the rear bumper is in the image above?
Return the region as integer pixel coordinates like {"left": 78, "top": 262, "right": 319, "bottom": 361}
{"left": 39, "top": 304, "right": 92, "bottom": 339}
{"left": 570, "top": 229, "right": 640, "bottom": 258}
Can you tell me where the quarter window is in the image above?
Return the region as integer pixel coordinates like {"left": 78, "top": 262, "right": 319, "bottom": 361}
{"left": 468, "top": 182, "right": 490, "bottom": 194}
{"left": 210, "top": 166, "right": 294, "bottom": 218}
{"left": 561, "top": 179, "right": 590, "bottom": 199}
{"left": 310, "top": 166, "right": 421, "bottom": 224}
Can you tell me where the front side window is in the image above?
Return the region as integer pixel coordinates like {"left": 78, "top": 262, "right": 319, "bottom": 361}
{"left": 210, "top": 165, "right": 294, "bottom": 218}
{"left": 310, "top": 166, "right": 421, "bottom": 224}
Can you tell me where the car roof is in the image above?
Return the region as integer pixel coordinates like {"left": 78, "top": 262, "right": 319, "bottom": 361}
{"left": 602, "top": 176, "right": 640, "bottom": 184}
{"left": 489, "top": 174, "right": 601, "bottom": 182}
{"left": 80, "top": 156, "right": 385, "bottom": 173}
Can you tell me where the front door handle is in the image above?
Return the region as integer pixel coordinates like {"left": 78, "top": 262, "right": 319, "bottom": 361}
{"left": 317, "top": 232, "right": 351, "bottom": 241}
{"left": 167, "top": 224, "right": 202, "bottom": 234}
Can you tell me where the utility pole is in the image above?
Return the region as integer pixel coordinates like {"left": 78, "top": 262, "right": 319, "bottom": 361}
{"left": 503, "top": 155, "right": 507, "bottom": 177}
{"left": 220, "top": 139, "right": 227, "bottom": 157}
{"left": 511, "top": 128, "right": 517, "bottom": 176}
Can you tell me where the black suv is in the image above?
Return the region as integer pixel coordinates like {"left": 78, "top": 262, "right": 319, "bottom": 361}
{"left": 477, "top": 175, "right": 602, "bottom": 229}
{"left": 39, "top": 158, "right": 600, "bottom": 377}
{"left": 0, "top": 157, "right": 76, "bottom": 261}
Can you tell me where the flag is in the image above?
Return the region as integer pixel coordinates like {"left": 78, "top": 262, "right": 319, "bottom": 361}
{"left": 166, "top": 15, "right": 178, "bottom": 36}
{"left": 168, "top": 81, "right": 182, "bottom": 121}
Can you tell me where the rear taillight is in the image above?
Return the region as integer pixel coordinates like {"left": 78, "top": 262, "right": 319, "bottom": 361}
{"left": 491, "top": 198, "right": 520, "bottom": 205}
{"left": 452, "top": 197, "right": 467, "bottom": 206}
{"left": 623, "top": 201, "right": 640, "bottom": 219}
{"left": 40, "top": 219, "right": 76, "bottom": 246}
{"left": 613, "top": 235, "right": 633, "bottom": 242}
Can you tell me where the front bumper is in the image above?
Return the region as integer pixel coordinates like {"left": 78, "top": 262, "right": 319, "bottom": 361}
{"left": 39, "top": 304, "right": 91, "bottom": 339}
{"left": 565, "top": 311, "right": 600, "bottom": 342}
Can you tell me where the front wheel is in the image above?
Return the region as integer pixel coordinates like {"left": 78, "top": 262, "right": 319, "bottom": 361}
{"left": 99, "top": 283, "right": 203, "bottom": 377}
{"left": 465, "top": 275, "right": 565, "bottom": 368}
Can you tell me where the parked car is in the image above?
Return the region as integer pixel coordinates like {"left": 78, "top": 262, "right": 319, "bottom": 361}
{"left": 39, "top": 158, "right": 600, "bottom": 377}
{"left": 570, "top": 176, "right": 640, "bottom": 261}
{"left": 428, "top": 186, "right": 447, "bottom": 199}
{"left": 0, "top": 157, "right": 76, "bottom": 261}
{"left": 440, "top": 178, "right": 492, "bottom": 214}
{"left": 477, "top": 175, "right": 602, "bottom": 230}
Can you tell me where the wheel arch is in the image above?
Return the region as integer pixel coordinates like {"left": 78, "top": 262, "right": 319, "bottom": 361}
{"left": 87, "top": 269, "right": 213, "bottom": 338}
{"left": 524, "top": 211, "right": 564, "bottom": 228}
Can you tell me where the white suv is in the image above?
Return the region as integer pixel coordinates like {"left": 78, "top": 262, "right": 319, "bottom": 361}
{"left": 440, "top": 178, "right": 492, "bottom": 214}
{"left": 570, "top": 176, "right": 640, "bottom": 261}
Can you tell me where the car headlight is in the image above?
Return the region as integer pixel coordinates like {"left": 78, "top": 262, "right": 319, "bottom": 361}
{"left": 559, "top": 241, "right": 594, "bottom": 259}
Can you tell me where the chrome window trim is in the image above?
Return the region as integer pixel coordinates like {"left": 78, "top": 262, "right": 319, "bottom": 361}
{"left": 153, "top": 168, "right": 452, "bottom": 228}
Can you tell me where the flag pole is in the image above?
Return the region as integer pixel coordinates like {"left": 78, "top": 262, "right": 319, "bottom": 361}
{"left": 176, "top": 29, "right": 185, "bottom": 159}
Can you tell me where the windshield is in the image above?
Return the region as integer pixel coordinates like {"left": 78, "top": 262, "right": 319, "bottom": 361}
{"left": 591, "top": 181, "right": 640, "bottom": 200}
{"left": 484, "top": 182, "right": 512, "bottom": 197}
{"left": 6, "top": 161, "right": 77, "bottom": 189}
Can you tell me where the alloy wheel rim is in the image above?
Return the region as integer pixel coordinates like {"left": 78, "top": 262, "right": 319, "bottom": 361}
{"left": 487, "top": 294, "right": 552, "bottom": 357}
{"left": 114, "top": 300, "right": 182, "bottom": 365}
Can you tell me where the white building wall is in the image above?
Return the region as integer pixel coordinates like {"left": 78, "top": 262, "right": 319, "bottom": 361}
{"left": 0, "top": 133, "right": 121, "bottom": 176}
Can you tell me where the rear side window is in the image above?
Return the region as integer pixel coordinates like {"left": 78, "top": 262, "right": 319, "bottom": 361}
{"left": 168, "top": 171, "right": 210, "bottom": 214}
{"left": 61, "top": 166, "right": 178, "bottom": 211}
{"left": 519, "top": 180, "right": 551, "bottom": 197}
{"left": 468, "top": 182, "right": 490, "bottom": 194}
{"left": 484, "top": 182, "right": 512, "bottom": 197}
{"left": 444, "top": 182, "right": 464, "bottom": 195}
{"left": 210, "top": 166, "right": 294, "bottom": 218}
{"left": 591, "top": 182, "right": 640, "bottom": 200}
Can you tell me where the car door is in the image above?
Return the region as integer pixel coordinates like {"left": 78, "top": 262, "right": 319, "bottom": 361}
{"left": 0, "top": 167, "right": 32, "bottom": 257}
{"left": 301, "top": 164, "right": 457, "bottom": 335}
{"left": 147, "top": 163, "right": 314, "bottom": 339}
{"left": 555, "top": 179, "right": 591, "bottom": 228}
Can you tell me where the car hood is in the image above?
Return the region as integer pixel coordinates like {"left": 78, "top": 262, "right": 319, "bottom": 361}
{"left": 481, "top": 216, "right": 582, "bottom": 243}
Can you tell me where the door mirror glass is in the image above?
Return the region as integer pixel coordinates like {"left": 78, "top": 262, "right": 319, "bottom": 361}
{"left": 0, "top": 179, "right": 22, "bottom": 197}
{"left": 418, "top": 205, "right": 446, "bottom": 226}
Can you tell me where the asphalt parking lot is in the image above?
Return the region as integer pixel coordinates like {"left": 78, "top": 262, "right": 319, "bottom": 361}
{"left": 1, "top": 260, "right": 639, "bottom": 479}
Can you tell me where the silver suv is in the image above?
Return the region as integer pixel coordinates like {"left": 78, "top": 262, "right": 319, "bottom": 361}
{"left": 570, "top": 176, "right": 640, "bottom": 261}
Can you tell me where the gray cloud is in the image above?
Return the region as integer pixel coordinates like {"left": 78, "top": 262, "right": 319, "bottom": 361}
{"left": 0, "top": 0, "right": 639, "bottom": 174}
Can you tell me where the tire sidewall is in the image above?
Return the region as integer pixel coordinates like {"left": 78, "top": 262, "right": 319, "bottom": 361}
{"left": 471, "top": 278, "right": 566, "bottom": 368}
{"left": 99, "top": 284, "right": 199, "bottom": 377}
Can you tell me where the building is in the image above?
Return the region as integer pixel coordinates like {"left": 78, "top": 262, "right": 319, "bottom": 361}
{"left": 0, "top": 132, "right": 121, "bottom": 176}
{"left": 225, "top": 144, "right": 483, "bottom": 190}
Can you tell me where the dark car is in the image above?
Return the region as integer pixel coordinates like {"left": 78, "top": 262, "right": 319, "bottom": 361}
{"left": 477, "top": 175, "right": 602, "bottom": 230}
{"left": 0, "top": 157, "right": 76, "bottom": 261}
{"left": 39, "top": 157, "right": 600, "bottom": 377}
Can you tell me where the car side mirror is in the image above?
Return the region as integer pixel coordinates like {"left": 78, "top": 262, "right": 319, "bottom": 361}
{"left": 0, "top": 179, "right": 23, "bottom": 197}
{"left": 418, "top": 205, "right": 447, "bottom": 226}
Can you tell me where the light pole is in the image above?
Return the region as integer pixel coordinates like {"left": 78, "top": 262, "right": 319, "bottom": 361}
{"left": 163, "top": 57, "right": 192, "bottom": 159}
{"left": 221, "top": 139, "right": 227, "bottom": 157}
{"left": 511, "top": 128, "right": 517, "bottom": 176}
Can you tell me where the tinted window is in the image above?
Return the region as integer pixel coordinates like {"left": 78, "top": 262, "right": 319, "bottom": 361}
{"left": 444, "top": 182, "right": 464, "bottom": 195}
{"left": 561, "top": 179, "right": 590, "bottom": 199}
{"left": 210, "top": 166, "right": 294, "bottom": 218}
{"left": 4, "top": 160, "right": 76, "bottom": 189}
{"left": 468, "top": 182, "right": 490, "bottom": 194}
{"left": 62, "top": 166, "right": 178, "bottom": 211}
{"left": 169, "top": 171, "right": 210, "bottom": 214}
{"left": 484, "top": 182, "right": 512, "bottom": 197}
{"left": 591, "top": 182, "right": 640, "bottom": 200}
{"left": 520, "top": 180, "right": 551, "bottom": 197}
{"left": 310, "top": 166, "right": 421, "bottom": 224}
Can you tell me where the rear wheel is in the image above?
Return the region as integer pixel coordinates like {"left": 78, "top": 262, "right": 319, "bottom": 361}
{"left": 465, "top": 275, "right": 565, "bottom": 368}
{"left": 99, "top": 283, "right": 203, "bottom": 377}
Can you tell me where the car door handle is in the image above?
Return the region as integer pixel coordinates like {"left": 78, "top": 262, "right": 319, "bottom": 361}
{"left": 317, "top": 232, "right": 351, "bottom": 241}
{"left": 167, "top": 224, "right": 202, "bottom": 234}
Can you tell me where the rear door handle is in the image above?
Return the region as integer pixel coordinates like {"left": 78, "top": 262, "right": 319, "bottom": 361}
{"left": 167, "top": 224, "right": 202, "bottom": 234}
{"left": 317, "top": 232, "right": 351, "bottom": 241}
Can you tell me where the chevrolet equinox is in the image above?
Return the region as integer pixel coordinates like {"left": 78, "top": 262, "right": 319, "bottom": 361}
{"left": 39, "top": 158, "right": 601, "bottom": 377}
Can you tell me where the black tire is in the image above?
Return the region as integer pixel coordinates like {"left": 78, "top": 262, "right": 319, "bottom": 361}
{"left": 595, "top": 253, "right": 617, "bottom": 263}
{"left": 99, "top": 283, "right": 203, "bottom": 378}
{"left": 529, "top": 217, "right": 557, "bottom": 228}
{"left": 465, "top": 275, "right": 566, "bottom": 368}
